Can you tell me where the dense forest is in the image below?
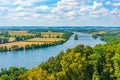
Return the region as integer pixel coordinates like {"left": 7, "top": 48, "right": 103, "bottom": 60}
{"left": 0, "top": 38, "right": 120, "bottom": 80}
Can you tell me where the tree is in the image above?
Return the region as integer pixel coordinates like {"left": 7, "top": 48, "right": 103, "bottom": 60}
{"left": 3, "top": 38, "right": 9, "bottom": 43}
{"left": 36, "top": 33, "right": 41, "bottom": 37}
{"left": 49, "top": 34, "right": 51, "bottom": 38}
{"left": 74, "top": 34, "right": 78, "bottom": 40}
{"left": 11, "top": 45, "right": 19, "bottom": 50}
{"left": 73, "top": 44, "right": 84, "bottom": 55}
{"left": 56, "top": 35, "right": 60, "bottom": 38}
{"left": 0, "top": 75, "right": 10, "bottom": 80}
{"left": 15, "top": 36, "right": 22, "bottom": 41}
{"left": 19, "top": 67, "right": 55, "bottom": 80}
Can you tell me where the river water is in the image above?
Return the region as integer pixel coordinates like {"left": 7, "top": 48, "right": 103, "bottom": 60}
{"left": 0, "top": 32, "right": 105, "bottom": 69}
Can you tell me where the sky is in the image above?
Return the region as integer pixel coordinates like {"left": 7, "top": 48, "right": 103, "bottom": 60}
{"left": 0, "top": 0, "right": 120, "bottom": 26}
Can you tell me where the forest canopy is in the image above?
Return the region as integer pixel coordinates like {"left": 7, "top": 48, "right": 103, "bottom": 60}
{"left": 0, "top": 41, "right": 120, "bottom": 80}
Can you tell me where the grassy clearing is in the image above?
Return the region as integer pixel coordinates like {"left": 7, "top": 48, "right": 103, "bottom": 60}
{"left": 41, "top": 32, "right": 63, "bottom": 38}
{"left": 8, "top": 31, "right": 35, "bottom": 36}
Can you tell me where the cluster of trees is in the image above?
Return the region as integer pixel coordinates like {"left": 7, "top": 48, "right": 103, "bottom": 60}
{"left": 1, "top": 41, "right": 120, "bottom": 80}
{"left": 0, "top": 38, "right": 9, "bottom": 44}
{"left": 15, "top": 36, "right": 35, "bottom": 41}
{"left": 61, "top": 32, "right": 73, "bottom": 41}
{"left": 0, "top": 46, "right": 7, "bottom": 52}
{"left": 92, "top": 30, "right": 120, "bottom": 43}
{"left": 0, "top": 67, "right": 27, "bottom": 80}
{"left": 74, "top": 34, "right": 78, "bottom": 40}
{"left": 0, "top": 31, "right": 9, "bottom": 44}
{"left": 0, "top": 31, "right": 9, "bottom": 37}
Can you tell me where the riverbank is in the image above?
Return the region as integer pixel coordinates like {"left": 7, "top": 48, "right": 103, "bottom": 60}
{"left": 0, "top": 38, "right": 65, "bottom": 52}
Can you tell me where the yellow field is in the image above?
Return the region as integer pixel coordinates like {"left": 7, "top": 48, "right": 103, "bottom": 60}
{"left": 93, "top": 31, "right": 105, "bottom": 35}
{"left": 0, "top": 38, "right": 64, "bottom": 48}
{"left": 9, "top": 38, "right": 15, "bottom": 42}
{"left": 8, "top": 31, "right": 35, "bottom": 36}
{"left": 0, "top": 42, "right": 43, "bottom": 48}
{"left": 0, "top": 31, "right": 64, "bottom": 49}
{"left": 27, "top": 38, "right": 64, "bottom": 42}
{"left": 41, "top": 32, "right": 63, "bottom": 38}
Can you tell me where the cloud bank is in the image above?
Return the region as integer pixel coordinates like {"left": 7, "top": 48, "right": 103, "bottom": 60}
{"left": 0, "top": 0, "right": 120, "bottom": 26}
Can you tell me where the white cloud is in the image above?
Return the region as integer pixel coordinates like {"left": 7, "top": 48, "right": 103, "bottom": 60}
{"left": 93, "top": 1, "right": 103, "bottom": 10}
{"left": 33, "top": 14, "right": 41, "bottom": 18}
{"left": 80, "top": 1, "right": 103, "bottom": 12}
{"left": 35, "top": 6, "right": 50, "bottom": 13}
{"left": 90, "top": 8, "right": 109, "bottom": 18}
{"left": 52, "top": 0, "right": 80, "bottom": 13}
{"left": 0, "top": 0, "right": 14, "bottom": 5}
{"left": 113, "top": 2, "right": 120, "bottom": 6}
{"left": 105, "top": 1, "right": 111, "bottom": 5}
{"left": 12, "top": 0, "right": 48, "bottom": 6}
{"left": 80, "top": 1, "right": 106, "bottom": 18}
{"left": 51, "top": 0, "right": 81, "bottom": 20}
{"left": 111, "top": 8, "right": 120, "bottom": 17}
{"left": 0, "top": 7, "right": 8, "bottom": 16}
{"left": 13, "top": 0, "right": 33, "bottom": 6}
{"left": 0, "top": 0, "right": 120, "bottom": 26}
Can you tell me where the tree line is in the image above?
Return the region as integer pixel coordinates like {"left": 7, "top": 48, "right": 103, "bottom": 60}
{"left": 92, "top": 30, "right": 120, "bottom": 43}
{"left": 0, "top": 38, "right": 9, "bottom": 44}
{"left": 0, "top": 41, "right": 64, "bottom": 52}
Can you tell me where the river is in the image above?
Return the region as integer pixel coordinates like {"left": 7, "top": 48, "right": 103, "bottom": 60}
{"left": 0, "top": 32, "right": 105, "bottom": 69}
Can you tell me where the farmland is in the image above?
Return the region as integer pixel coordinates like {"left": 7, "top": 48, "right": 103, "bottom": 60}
{"left": 41, "top": 32, "right": 63, "bottom": 38}
{"left": 0, "top": 38, "right": 64, "bottom": 48}
{"left": 27, "top": 38, "right": 64, "bottom": 42}
{"left": 9, "top": 38, "right": 15, "bottom": 42}
{"left": 0, "top": 30, "right": 66, "bottom": 51}
{"left": 0, "top": 41, "right": 43, "bottom": 48}
{"left": 8, "top": 31, "right": 35, "bottom": 36}
{"left": 92, "top": 31, "right": 105, "bottom": 35}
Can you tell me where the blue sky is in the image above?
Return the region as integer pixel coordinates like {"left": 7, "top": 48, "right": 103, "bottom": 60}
{"left": 0, "top": 0, "right": 120, "bottom": 26}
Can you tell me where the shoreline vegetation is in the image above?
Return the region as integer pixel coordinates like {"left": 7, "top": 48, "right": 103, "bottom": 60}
{"left": 0, "top": 31, "right": 73, "bottom": 52}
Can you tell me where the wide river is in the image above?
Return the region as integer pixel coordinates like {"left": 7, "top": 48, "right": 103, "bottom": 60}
{"left": 0, "top": 32, "right": 105, "bottom": 69}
